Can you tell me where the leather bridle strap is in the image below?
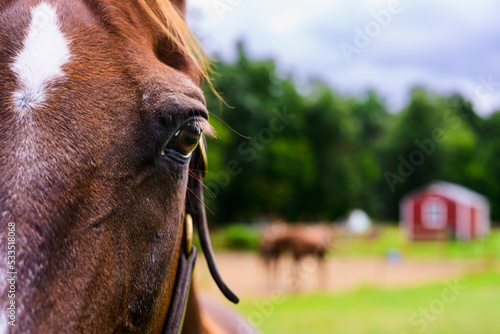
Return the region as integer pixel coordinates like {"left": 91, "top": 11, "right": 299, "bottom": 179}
{"left": 162, "top": 245, "right": 197, "bottom": 334}
{"left": 162, "top": 136, "right": 239, "bottom": 334}
{"left": 187, "top": 161, "right": 239, "bottom": 304}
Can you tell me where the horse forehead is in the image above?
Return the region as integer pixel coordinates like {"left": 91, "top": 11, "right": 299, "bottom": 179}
{"left": 5, "top": 0, "right": 201, "bottom": 111}
{"left": 0, "top": 2, "right": 126, "bottom": 208}
{"left": 1, "top": 1, "right": 200, "bottom": 196}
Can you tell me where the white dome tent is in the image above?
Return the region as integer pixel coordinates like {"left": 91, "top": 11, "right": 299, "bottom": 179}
{"left": 346, "top": 209, "right": 371, "bottom": 234}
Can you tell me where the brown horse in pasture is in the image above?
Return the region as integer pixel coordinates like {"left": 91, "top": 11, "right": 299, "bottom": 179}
{"left": 0, "top": 1, "right": 256, "bottom": 333}
{"left": 260, "top": 223, "right": 333, "bottom": 290}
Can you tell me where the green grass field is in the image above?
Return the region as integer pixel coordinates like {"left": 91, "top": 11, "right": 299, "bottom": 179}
{"left": 238, "top": 270, "right": 500, "bottom": 334}
{"left": 208, "top": 225, "right": 500, "bottom": 333}
{"left": 206, "top": 224, "right": 500, "bottom": 332}
{"left": 333, "top": 226, "right": 500, "bottom": 261}
{"left": 206, "top": 224, "right": 500, "bottom": 261}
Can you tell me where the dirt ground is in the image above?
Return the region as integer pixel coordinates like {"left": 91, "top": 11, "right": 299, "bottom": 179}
{"left": 194, "top": 252, "right": 485, "bottom": 298}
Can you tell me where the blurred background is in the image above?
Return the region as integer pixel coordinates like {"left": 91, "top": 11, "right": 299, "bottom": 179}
{"left": 187, "top": 1, "right": 500, "bottom": 333}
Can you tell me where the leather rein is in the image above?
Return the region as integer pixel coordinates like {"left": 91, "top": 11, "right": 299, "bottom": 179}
{"left": 161, "top": 135, "right": 239, "bottom": 333}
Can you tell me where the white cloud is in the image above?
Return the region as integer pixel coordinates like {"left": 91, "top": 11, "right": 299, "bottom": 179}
{"left": 188, "top": 0, "right": 500, "bottom": 115}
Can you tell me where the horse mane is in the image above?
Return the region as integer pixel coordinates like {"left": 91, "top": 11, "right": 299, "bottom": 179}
{"left": 136, "top": 0, "right": 211, "bottom": 82}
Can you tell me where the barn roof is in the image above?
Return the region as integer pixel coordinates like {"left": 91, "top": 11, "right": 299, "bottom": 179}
{"left": 401, "top": 181, "right": 489, "bottom": 207}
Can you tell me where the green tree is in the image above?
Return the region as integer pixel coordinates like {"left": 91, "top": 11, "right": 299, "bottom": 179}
{"left": 201, "top": 45, "right": 499, "bottom": 224}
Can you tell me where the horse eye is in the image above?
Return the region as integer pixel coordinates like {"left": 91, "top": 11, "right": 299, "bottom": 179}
{"left": 165, "top": 122, "right": 202, "bottom": 157}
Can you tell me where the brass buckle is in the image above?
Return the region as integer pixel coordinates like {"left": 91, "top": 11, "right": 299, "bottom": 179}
{"left": 184, "top": 214, "right": 193, "bottom": 255}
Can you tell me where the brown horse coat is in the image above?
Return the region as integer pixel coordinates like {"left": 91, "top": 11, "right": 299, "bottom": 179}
{"left": 0, "top": 0, "right": 253, "bottom": 333}
{"left": 260, "top": 223, "right": 334, "bottom": 288}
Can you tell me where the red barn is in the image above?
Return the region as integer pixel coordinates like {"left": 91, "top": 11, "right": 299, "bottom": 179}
{"left": 400, "top": 181, "right": 490, "bottom": 241}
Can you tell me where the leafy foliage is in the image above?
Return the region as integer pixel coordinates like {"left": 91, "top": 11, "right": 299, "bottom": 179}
{"left": 202, "top": 45, "right": 500, "bottom": 223}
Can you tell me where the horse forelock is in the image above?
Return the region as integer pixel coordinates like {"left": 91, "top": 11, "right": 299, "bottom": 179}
{"left": 136, "top": 0, "right": 208, "bottom": 79}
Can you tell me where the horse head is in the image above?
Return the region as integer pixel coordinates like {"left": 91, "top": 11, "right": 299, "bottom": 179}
{"left": 0, "top": 1, "right": 235, "bottom": 332}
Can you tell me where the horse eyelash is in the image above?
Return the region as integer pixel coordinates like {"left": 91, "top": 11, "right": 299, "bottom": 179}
{"left": 192, "top": 118, "right": 216, "bottom": 138}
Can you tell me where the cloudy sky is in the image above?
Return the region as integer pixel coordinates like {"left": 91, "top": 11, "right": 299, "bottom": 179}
{"left": 187, "top": 0, "right": 500, "bottom": 116}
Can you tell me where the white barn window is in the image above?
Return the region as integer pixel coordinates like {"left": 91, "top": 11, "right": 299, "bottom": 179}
{"left": 422, "top": 198, "right": 447, "bottom": 229}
